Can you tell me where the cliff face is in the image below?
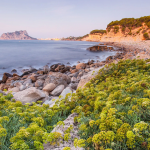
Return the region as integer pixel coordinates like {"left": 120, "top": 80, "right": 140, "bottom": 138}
{"left": 0, "top": 30, "right": 37, "bottom": 40}
{"left": 83, "top": 24, "right": 150, "bottom": 42}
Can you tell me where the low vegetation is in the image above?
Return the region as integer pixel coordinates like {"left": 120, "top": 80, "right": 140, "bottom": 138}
{"left": 1, "top": 59, "right": 150, "bottom": 150}
{"left": 113, "top": 26, "right": 119, "bottom": 34}
{"left": 90, "top": 29, "right": 106, "bottom": 34}
{"left": 143, "top": 32, "right": 150, "bottom": 40}
{"left": 107, "top": 16, "right": 150, "bottom": 29}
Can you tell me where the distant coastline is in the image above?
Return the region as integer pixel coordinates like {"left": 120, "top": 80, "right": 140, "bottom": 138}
{"left": 0, "top": 30, "right": 37, "bottom": 40}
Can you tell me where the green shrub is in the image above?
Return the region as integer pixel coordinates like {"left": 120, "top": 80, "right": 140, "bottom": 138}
{"left": 90, "top": 29, "right": 106, "bottom": 34}
{"left": 136, "top": 28, "right": 142, "bottom": 34}
{"left": 128, "top": 32, "right": 132, "bottom": 35}
{"left": 114, "top": 26, "right": 119, "bottom": 34}
{"left": 143, "top": 32, "right": 150, "bottom": 40}
{"left": 122, "top": 27, "right": 125, "bottom": 32}
{"left": 107, "top": 15, "right": 150, "bottom": 29}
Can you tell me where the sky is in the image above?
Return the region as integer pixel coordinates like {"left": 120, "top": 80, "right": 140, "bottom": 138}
{"left": 0, "top": 0, "right": 150, "bottom": 38}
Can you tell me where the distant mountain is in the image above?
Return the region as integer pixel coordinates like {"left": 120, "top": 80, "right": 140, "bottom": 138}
{"left": 0, "top": 30, "right": 37, "bottom": 40}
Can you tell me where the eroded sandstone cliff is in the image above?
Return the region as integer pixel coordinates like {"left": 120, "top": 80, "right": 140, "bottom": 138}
{"left": 83, "top": 23, "right": 150, "bottom": 42}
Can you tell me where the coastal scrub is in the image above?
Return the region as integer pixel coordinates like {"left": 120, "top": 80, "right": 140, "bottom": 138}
{"left": 1, "top": 59, "right": 150, "bottom": 149}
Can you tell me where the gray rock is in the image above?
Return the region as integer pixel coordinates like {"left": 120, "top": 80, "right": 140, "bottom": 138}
{"left": 13, "top": 87, "right": 46, "bottom": 105}
{"left": 23, "top": 79, "right": 32, "bottom": 85}
{"left": 37, "top": 75, "right": 47, "bottom": 80}
{"left": 19, "top": 85, "right": 26, "bottom": 91}
{"left": 43, "top": 65, "right": 50, "bottom": 74}
{"left": 71, "top": 77, "right": 77, "bottom": 83}
{"left": 60, "top": 87, "right": 73, "bottom": 99}
{"left": 8, "top": 87, "right": 20, "bottom": 93}
{"left": 14, "top": 82, "right": 22, "bottom": 88}
{"left": 44, "top": 72, "right": 71, "bottom": 87}
{"left": 51, "top": 85, "right": 65, "bottom": 96}
{"left": 43, "top": 96, "right": 59, "bottom": 107}
{"left": 35, "top": 79, "right": 44, "bottom": 87}
{"left": 69, "top": 83, "right": 78, "bottom": 90}
{"left": 26, "top": 83, "right": 34, "bottom": 88}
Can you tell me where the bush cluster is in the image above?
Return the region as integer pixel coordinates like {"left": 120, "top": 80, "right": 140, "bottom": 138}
{"left": 113, "top": 26, "right": 119, "bottom": 34}
{"left": 143, "top": 32, "right": 150, "bottom": 40}
{"left": 90, "top": 29, "right": 106, "bottom": 34}
{"left": 107, "top": 16, "right": 150, "bottom": 29}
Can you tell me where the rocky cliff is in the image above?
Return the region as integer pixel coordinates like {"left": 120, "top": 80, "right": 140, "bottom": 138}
{"left": 0, "top": 30, "right": 37, "bottom": 40}
{"left": 83, "top": 24, "right": 150, "bottom": 42}
{"left": 83, "top": 16, "right": 150, "bottom": 42}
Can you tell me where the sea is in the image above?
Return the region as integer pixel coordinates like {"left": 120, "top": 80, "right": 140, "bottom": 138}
{"left": 0, "top": 40, "right": 117, "bottom": 79}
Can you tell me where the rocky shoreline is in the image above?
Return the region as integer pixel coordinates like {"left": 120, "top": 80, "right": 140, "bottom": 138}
{"left": 0, "top": 42, "right": 141, "bottom": 105}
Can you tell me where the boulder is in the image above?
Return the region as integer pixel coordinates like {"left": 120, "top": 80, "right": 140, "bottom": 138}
{"left": 19, "top": 85, "right": 26, "bottom": 91}
{"left": 13, "top": 87, "right": 46, "bottom": 105}
{"left": 70, "top": 69, "right": 78, "bottom": 74}
{"left": 35, "top": 79, "right": 44, "bottom": 87}
{"left": 9, "top": 87, "right": 20, "bottom": 93}
{"left": 76, "top": 63, "right": 86, "bottom": 70}
{"left": 69, "top": 83, "right": 78, "bottom": 90}
{"left": 51, "top": 85, "right": 65, "bottom": 96}
{"left": 43, "top": 65, "right": 50, "bottom": 74}
{"left": 43, "top": 83, "right": 56, "bottom": 92}
{"left": 43, "top": 96, "right": 59, "bottom": 107}
{"left": 20, "top": 70, "right": 31, "bottom": 77}
{"left": 14, "top": 82, "right": 22, "bottom": 88}
{"left": 30, "top": 74, "right": 38, "bottom": 82}
{"left": 23, "top": 79, "right": 32, "bottom": 85}
{"left": 43, "top": 72, "right": 71, "bottom": 87}
{"left": 37, "top": 70, "right": 44, "bottom": 75}
{"left": 11, "top": 69, "right": 17, "bottom": 73}
{"left": 71, "top": 77, "right": 77, "bottom": 83}
{"left": 78, "top": 66, "right": 104, "bottom": 89}
{"left": 2, "top": 73, "right": 12, "bottom": 83}
{"left": 60, "top": 87, "right": 73, "bottom": 99}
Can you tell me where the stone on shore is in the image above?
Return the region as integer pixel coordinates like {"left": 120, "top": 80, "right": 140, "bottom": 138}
{"left": 60, "top": 87, "right": 73, "bottom": 99}
{"left": 43, "top": 96, "right": 59, "bottom": 107}
{"left": 19, "top": 85, "right": 26, "bottom": 91}
{"left": 30, "top": 74, "right": 38, "bottom": 82}
{"left": 76, "top": 63, "right": 86, "bottom": 70}
{"left": 51, "top": 85, "right": 65, "bottom": 96}
{"left": 35, "top": 79, "right": 44, "bottom": 87}
{"left": 78, "top": 66, "right": 103, "bottom": 89}
{"left": 68, "top": 83, "right": 78, "bottom": 90}
{"left": 13, "top": 87, "right": 46, "bottom": 105}
{"left": 2, "top": 73, "right": 12, "bottom": 83}
{"left": 43, "top": 83, "right": 56, "bottom": 92}
{"left": 43, "top": 65, "right": 50, "bottom": 74}
{"left": 44, "top": 72, "right": 71, "bottom": 87}
{"left": 9, "top": 87, "right": 20, "bottom": 93}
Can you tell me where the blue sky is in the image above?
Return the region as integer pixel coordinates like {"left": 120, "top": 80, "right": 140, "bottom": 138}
{"left": 0, "top": 0, "right": 150, "bottom": 38}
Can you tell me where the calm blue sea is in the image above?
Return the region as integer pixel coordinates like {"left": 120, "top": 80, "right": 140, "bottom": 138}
{"left": 0, "top": 40, "right": 116, "bottom": 79}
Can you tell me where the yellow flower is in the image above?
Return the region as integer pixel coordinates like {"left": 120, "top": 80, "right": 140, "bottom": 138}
{"left": 89, "top": 120, "right": 95, "bottom": 127}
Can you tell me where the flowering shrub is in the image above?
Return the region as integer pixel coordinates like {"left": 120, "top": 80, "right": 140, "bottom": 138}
{"left": 1, "top": 59, "right": 150, "bottom": 150}
{"left": 72, "top": 59, "right": 150, "bottom": 149}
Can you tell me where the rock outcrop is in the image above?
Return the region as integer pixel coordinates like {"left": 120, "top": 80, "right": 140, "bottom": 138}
{"left": 13, "top": 87, "right": 46, "bottom": 104}
{"left": 0, "top": 30, "right": 37, "bottom": 40}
